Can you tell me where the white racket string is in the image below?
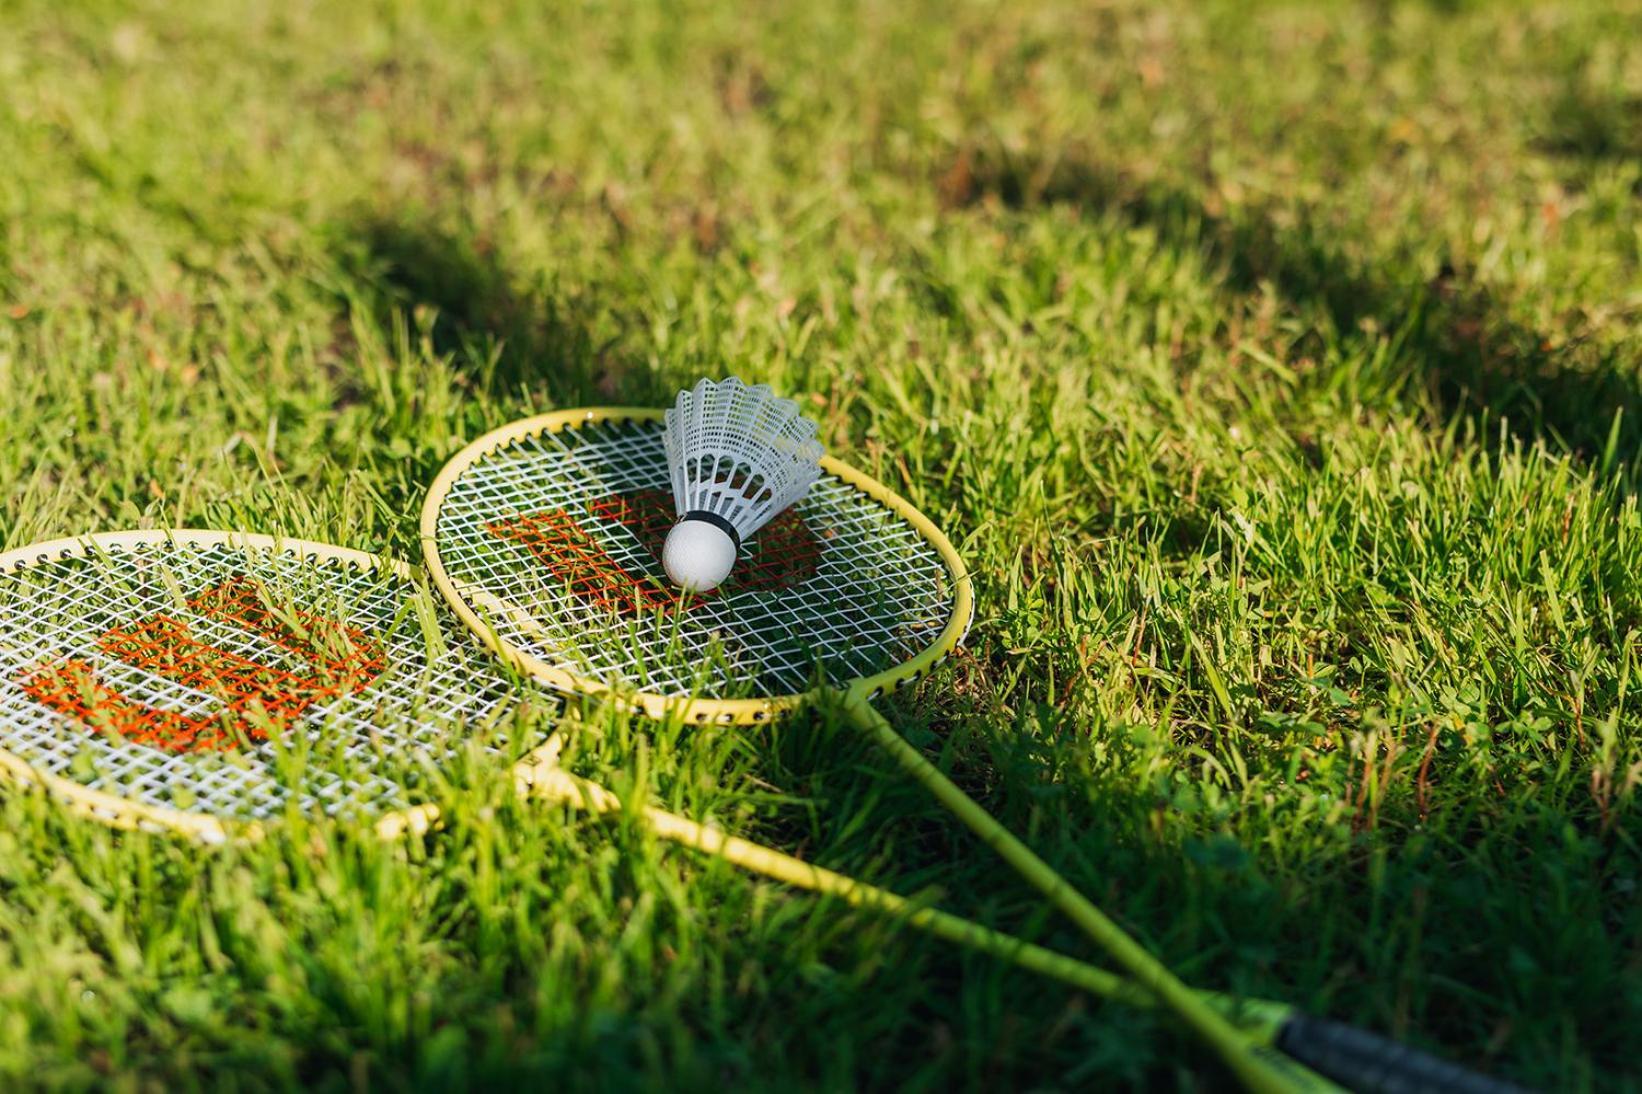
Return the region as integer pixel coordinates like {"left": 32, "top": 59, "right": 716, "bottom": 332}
{"left": 0, "top": 537, "right": 539, "bottom": 827}
{"left": 430, "top": 418, "right": 955, "bottom": 701}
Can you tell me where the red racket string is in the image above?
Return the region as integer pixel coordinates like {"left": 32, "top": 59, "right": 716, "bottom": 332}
{"left": 485, "top": 489, "right": 820, "bottom": 616}
{"left": 19, "top": 576, "right": 385, "bottom": 754}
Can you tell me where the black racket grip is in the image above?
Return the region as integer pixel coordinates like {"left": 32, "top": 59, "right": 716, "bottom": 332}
{"left": 1275, "top": 1013, "right": 1531, "bottom": 1094}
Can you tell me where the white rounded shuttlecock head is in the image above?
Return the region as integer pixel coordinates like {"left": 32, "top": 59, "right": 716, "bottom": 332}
{"left": 661, "top": 518, "right": 739, "bottom": 593}
{"left": 662, "top": 376, "right": 825, "bottom": 593}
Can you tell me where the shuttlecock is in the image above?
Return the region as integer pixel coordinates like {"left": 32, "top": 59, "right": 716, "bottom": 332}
{"left": 662, "top": 376, "right": 824, "bottom": 593}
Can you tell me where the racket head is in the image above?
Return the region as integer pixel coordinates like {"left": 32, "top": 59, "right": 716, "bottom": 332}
{"left": 0, "top": 529, "right": 550, "bottom": 842}
{"left": 421, "top": 407, "right": 972, "bottom": 724}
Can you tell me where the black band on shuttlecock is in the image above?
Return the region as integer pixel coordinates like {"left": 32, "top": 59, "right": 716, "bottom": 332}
{"left": 681, "top": 510, "right": 741, "bottom": 552}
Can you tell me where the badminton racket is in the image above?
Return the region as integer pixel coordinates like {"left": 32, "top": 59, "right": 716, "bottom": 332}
{"left": 419, "top": 408, "right": 1522, "bottom": 1093}
{"left": 0, "top": 528, "right": 1327, "bottom": 1082}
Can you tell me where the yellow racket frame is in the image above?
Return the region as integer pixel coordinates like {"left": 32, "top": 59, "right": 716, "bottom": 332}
{"left": 419, "top": 407, "right": 974, "bottom": 725}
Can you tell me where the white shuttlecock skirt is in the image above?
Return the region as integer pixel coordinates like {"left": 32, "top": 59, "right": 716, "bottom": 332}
{"left": 662, "top": 377, "right": 825, "bottom": 592}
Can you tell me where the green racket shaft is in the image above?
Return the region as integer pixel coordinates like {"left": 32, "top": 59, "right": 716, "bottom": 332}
{"left": 840, "top": 691, "right": 1526, "bottom": 1094}
{"left": 517, "top": 741, "right": 1524, "bottom": 1094}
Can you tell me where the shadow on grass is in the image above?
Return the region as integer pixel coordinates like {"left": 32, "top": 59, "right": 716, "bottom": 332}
{"left": 338, "top": 213, "right": 667, "bottom": 409}
{"left": 315, "top": 212, "right": 682, "bottom": 544}
{"left": 1536, "top": 80, "right": 1642, "bottom": 164}
{"left": 762, "top": 686, "right": 1602, "bottom": 1089}
{"left": 926, "top": 144, "right": 1640, "bottom": 1088}
{"left": 942, "top": 145, "right": 1642, "bottom": 467}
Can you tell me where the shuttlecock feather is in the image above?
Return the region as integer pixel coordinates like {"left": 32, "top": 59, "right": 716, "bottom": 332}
{"left": 662, "top": 377, "right": 824, "bottom": 593}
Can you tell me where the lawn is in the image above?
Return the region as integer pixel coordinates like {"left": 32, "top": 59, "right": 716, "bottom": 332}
{"left": 2, "top": 0, "right": 1640, "bottom": 1089}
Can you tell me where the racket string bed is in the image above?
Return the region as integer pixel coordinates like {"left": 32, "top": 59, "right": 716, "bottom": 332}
{"left": 433, "top": 420, "right": 952, "bottom": 699}
{"left": 21, "top": 578, "right": 390, "bottom": 754}
{"left": 0, "top": 538, "right": 540, "bottom": 825}
{"left": 484, "top": 492, "right": 822, "bottom": 619}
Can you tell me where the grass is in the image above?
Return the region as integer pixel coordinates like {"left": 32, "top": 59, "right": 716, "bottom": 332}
{"left": 1, "top": 0, "right": 1640, "bottom": 1088}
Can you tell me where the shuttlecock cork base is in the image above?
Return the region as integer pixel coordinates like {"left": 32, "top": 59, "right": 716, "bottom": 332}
{"left": 662, "top": 376, "right": 824, "bottom": 594}
{"left": 662, "top": 511, "right": 740, "bottom": 592}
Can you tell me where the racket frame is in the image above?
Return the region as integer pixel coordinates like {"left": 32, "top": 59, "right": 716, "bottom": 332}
{"left": 0, "top": 525, "right": 1516, "bottom": 1091}
{"left": 419, "top": 407, "right": 974, "bottom": 725}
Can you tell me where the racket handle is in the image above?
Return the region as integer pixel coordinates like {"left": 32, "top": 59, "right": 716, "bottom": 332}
{"left": 1275, "top": 1014, "right": 1529, "bottom": 1094}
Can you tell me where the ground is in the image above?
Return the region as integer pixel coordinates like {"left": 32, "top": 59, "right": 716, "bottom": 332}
{"left": 1, "top": 0, "right": 1640, "bottom": 1089}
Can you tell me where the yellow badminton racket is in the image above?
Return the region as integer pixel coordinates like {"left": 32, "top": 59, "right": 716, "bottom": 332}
{"left": 0, "top": 529, "right": 1519, "bottom": 1090}
{"left": 420, "top": 409, "right": 1522, "bottom": 1094}
{"left": 0, "top": 527, "right": 1318, "bottom": 1081}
